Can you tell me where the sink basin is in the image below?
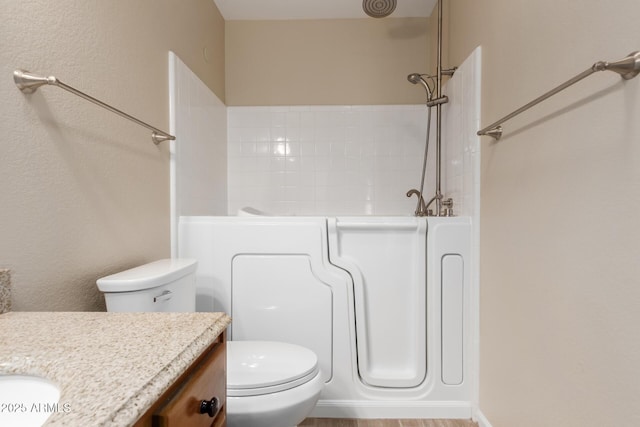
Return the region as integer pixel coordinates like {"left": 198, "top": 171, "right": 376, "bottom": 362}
{"left": 0, "top": 375, "right": 60, "bottom": 427}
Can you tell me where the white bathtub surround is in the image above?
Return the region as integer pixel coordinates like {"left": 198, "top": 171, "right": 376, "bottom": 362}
{"left": 169, "top": 52, "right": 228, "bottom": 255}
{"left": 227, "top": 105, "right": 429, "bottom": 216}
{"left": 441, "top": 47, "right": 481, "bottom": 219}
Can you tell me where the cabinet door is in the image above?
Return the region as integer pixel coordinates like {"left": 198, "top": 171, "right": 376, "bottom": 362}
{"left": 212, "top": 412, "right": 226, "bottom": 427}
{"left": 153, "top": 341, "right": 226, "bottom": 427}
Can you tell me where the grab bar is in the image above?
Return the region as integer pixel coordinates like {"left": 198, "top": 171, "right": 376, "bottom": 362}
{"left": 13, "top": 69, "right": 175, "bottom": 145}
{"left": 335, "top": 218, "right": 420, "bottom": 231}
{"left": 477, "top": 51, "right": 640, "bottom": 140}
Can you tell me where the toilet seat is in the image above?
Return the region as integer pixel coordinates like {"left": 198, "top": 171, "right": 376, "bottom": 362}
{"left": 227, "top": 341, "right": 320, "bottom": 397}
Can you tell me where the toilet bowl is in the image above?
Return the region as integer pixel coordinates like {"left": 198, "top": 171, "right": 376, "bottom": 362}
{"left": 96, "top": 260, "right": 323, "bottom": 426}
{"left": 226, "top": 341, "right": 323, "bottom": 427}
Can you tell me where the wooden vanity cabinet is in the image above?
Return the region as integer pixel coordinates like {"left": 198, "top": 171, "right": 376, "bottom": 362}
{"left": 134, "top": 330, "right": 227, "bottom": 427}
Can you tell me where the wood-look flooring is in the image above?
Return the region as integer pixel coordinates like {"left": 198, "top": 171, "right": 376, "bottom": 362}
{"left": 299, "top": 418, "right": 478, "bottom": 427}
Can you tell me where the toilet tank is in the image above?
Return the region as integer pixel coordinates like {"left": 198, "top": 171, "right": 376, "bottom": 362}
{"left": 96, "top": 259, "right": 197, "bottom": 312}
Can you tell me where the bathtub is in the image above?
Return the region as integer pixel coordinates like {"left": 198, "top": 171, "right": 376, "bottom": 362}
{"left": 178, "top": 211, "right": 473, "bottom": 419}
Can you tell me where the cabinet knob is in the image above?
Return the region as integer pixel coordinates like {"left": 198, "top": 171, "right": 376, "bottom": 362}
{"left": 199, "top": 396, "right": 220, "bottom": 418}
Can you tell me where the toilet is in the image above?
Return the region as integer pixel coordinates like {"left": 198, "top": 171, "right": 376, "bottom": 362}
{"left": 96, "top": 259, "right": 323, "bottom": 427}
{"left": 226, "top": 341, "right": 323, "bottom": 427}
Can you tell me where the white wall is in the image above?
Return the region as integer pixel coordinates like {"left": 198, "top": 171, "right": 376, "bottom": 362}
{"left": 170, "top": 52, "right": 228, "bottom": 254}
{"left": 171, "top": 53, "right": 227, "bottom": 217}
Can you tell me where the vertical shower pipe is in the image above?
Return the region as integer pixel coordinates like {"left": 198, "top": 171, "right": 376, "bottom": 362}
{"left": 435, "top": 0, "right": 444, "bottom": 215}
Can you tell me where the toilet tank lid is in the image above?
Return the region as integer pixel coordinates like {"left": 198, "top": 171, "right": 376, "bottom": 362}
{"left": 96, "top": 259, "right": 197, "bottom": 292}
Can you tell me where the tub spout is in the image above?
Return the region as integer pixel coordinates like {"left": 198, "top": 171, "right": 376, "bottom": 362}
{"left": 406, "top": 189, "right": 428, "bottom": 216}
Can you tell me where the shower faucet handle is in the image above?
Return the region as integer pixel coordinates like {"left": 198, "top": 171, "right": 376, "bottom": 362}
{"left": 441, "top": 198, "right": 454, "bottom": 217}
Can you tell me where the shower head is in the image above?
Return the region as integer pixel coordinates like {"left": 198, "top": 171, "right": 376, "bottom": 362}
{"left": 407, "top": 73, "right": 434, "bottom": 100}
{"left": 363, "top": 0, "right": 397, "bottom": 18}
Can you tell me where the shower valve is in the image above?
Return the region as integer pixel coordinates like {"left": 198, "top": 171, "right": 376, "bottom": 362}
{"left": 441, "top": 198, "right": 454, "bottom": 217}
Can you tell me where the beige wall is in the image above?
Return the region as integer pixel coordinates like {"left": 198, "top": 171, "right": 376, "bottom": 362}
{"left": 445, "top": 1, "right": 640, "bottom": 426}
{"left": 226, "top": 18, "right": 431, "bottom": 105}
{"left": 0, "top": 0, "right": 224, "bottom": 311}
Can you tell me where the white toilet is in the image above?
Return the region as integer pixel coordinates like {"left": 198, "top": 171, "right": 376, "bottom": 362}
{"left": 96, "top": 259, "right": 323, "bottom": 427}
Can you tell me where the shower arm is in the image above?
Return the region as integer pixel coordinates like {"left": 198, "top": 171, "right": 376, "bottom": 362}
{"left": 477, "top": 51, "right": 640, "bottom": 140}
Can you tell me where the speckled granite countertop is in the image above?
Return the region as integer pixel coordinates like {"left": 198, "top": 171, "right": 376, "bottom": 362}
{"left": 0, "top": 311, "right": 231, "bottom": 426}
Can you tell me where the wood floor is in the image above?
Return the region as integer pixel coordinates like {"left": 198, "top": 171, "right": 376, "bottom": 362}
{"left": 299, "top": 419, "right": 478, "bottom": 427}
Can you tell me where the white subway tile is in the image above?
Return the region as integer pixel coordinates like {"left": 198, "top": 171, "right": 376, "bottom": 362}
{"left": 285, "top": 156, "right": 300, "bottom": 171}
{"left": 256, "top": 141, "right": 270, "bottom": 156}
{"left": 240, "top": 141, "right": 257, "bottom": 156}
{"left": 227, "top": 100, "right": 478, "bottom": 216}
{"left": 300, "top": 142, "right": 316, "bottom": 156}
{"left": 270, "top": 156, "right": 287, "bottom": 172}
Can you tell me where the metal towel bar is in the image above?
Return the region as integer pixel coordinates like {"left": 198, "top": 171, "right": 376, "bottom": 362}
{"left": 477, "top": 51, "right": 640, "bottom": 140}
{"left": 13, "top": 69, "right": 175, "bottom": 145}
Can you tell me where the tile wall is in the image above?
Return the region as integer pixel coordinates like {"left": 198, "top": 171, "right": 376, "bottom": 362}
{"left": 441, "top": 46, "right": 481, "bottom": 218}
{"left": 227, "top": 105, "right": 431, "bottom": 216}
{"left": 170, "top": 52, "right": 227, "bottom": 217}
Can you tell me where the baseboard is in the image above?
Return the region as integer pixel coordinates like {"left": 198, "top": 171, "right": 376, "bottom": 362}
{"left": 473, "top": 409, "right": 493, "bottom": 427}
{"left": 311, "top": 400, "right": 473, "bottom": 419}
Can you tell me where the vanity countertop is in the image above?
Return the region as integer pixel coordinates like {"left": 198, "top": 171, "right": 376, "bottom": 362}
{"left": 0, "top": 311, "right": 231, "bottom": 426}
